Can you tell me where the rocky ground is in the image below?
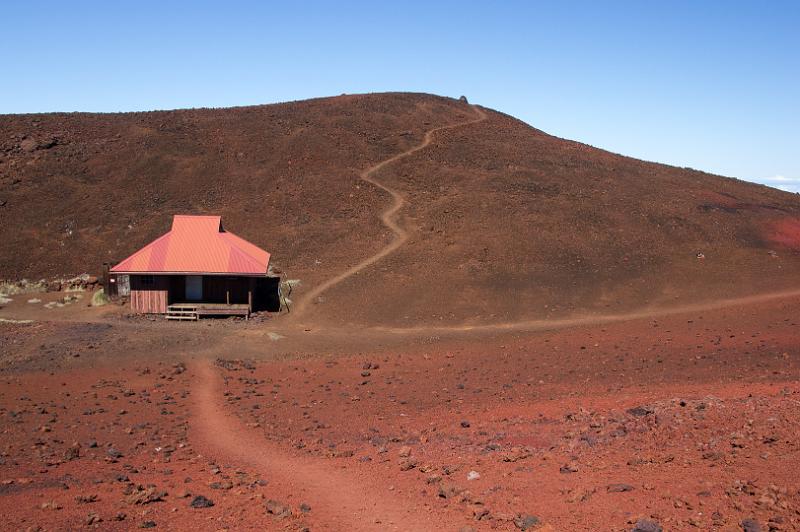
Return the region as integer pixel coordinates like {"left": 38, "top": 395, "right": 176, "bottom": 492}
{"left": 1, "top": 291, "right": 798, "bottom": 531}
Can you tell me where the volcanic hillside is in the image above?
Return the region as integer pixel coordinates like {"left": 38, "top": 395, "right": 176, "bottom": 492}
{"left": 2, "top": 92, "right": 800, "bottom": 326}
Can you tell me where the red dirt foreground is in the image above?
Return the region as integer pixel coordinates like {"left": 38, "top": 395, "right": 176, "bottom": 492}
{"left": 1, "top": 290, "right": 799, "bottom": 531}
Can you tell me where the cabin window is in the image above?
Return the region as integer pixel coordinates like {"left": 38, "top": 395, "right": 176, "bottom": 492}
{"left": 140, "top": 275, "right": 155, "bottom": 286}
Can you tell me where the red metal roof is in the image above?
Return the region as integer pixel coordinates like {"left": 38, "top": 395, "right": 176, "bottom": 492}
{"left": 111, "top": 215, "right": 270, "bottom": 275}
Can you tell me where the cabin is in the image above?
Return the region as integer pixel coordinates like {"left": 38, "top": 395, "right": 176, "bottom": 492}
{"left": 109, "top": 215, "right": 279, "bottom": 320}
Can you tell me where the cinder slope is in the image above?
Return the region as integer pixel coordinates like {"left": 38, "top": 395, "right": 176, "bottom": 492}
{"left": 1, "top": 93, "right": 799, "bottom": 325}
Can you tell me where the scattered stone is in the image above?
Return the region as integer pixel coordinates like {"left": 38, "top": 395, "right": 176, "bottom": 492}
{"left": 514, "top": 514, "right": 540, "bottom": 530}
{"left": 473, "top": 507, "right": 491, "bottom": 520}
{"left": 398, "top": 445, "right": 412, "bottom": 458}
{"left": 607, "top": 483, "right": 634, "bottom": 492}
{"left": 461, "top": 420, "right": 471, "bottom": 428}
{"left": 107, "top": 448, "right": 123, "bottom": 459}
{"left": 126, "top": 487, "right": 166, "bottom": 505}
{"left": 299, "top": 502, "right": 311, "bottom": 513}
{"left": 467, "top": 470, "right": 481, "bottom": 481}
{"left": 190, "top": 495, "right": 214, "bottom": 508}
{"left": 75, "top": 494, "right": 98, "bottom": 504}
{"left": 399, "top": 459, "right": 417, "bottom": 471}
{"left": 632, "top": 518, "right": 663, "bottom": 532}
{"left": 64, "top": 442, "right": 81, "bottom": 461}
{"left": 627, "top": 406, "right": 653, "bottom": 417}
{"left": 566, "top": 487, "right": 596, "bottom": 503}
{"left": 502, "top": 447, "right": 532, "bottom": 463}
{"left": 559, "top": 463, "right": 578, "bottom": 474}
{"left": 85, "top": 513, "right": 102, "bottom": 525}
{"left": 265, "top": 499, "right": 292, "bottom": 518}
{"left": 741, "top": 518, "right": 761, "bottom": 532}
{"left": 438, "top": 483, "right": 464, "bottom": 499}
{"left": 139, "top": 521, "right": 156, "bottom": 529}
{"left": 40, "top": 501, "right": 62, "bottom": 510}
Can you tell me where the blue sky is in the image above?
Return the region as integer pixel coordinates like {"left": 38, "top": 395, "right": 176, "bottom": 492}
{"left": 2, "top": 1, "right": 798, "bottom": 191}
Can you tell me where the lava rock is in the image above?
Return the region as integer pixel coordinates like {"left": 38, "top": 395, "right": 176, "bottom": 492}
{"left": 265, "top": 499, "right": 292, "bottom": 518}
{"left": 632, "top": 518, "right": 662, "bottom": 532}
{"left": 627, "top": 406, "right": 653, "bottom": 417}
{"left": 107, "top": 448, "right": 124, "bottom": 459}
{"left": 607, "top": 483, "right": 634, "bottom": 492}
{"left": 559, "top": 464, "right": 578, "bottom": 474}
{"left": 740, "top": 519, "right": 761, "bottom": 532}
{"left": 514, "top": 514, "right": 540, "bottom": 530}
{"left": 190, "top": 495, "right": 214, "bottom": 508}
{"left": 126, "top": 487, "right": 166, "bottom": 505}
{"left": 64, "top": 442, "right": 81, "bottom": 461}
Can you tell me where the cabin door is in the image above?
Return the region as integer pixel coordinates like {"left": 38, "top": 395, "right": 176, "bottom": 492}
{"left": 186, "top": 275, "right": 203, "bottom": 301}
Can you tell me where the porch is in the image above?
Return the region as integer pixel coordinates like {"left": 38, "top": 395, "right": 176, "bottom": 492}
{"left": 128, "top": 274, "right": 280, "bottom": 315}
{"left": 166, "top": 302, "right": 251, "bottom": 321}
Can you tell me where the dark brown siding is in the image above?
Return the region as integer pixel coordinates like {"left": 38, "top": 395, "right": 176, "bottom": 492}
{"left": 254, "top": 277, "right": 280, "bottom": 311}
{"left": 168, "top": 275, "right": 186, "bottom": 303}
{"left": 127, "top": 274, "right": 279, "bottom": 314}
{"left": 203, "top": 276, "right": 250, "bottom": 305}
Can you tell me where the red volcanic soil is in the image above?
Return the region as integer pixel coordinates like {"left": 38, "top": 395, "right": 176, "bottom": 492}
{"left": 768, "top": 218, "right": 800, "bottom": 250}
{"left": 1, "top": 292, "right": 799, "bottom": 530}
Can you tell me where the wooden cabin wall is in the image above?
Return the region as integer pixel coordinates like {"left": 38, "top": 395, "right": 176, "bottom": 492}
{"left": 254, "top": 277, "right": 281, "bottom": 311}
{"left": 203, "top": 276, "right": 251, "bottom": 305}
{"left": 126, "top": 275, "right": 278, "bottom": 314}
{"left": 130, "top": 275, "right": 169, "bottom": 313}
{"left": 168, "top": 275, "right": 186, "bottom": 303}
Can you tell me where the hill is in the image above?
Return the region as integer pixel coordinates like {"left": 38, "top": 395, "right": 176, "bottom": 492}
{"left": 2, "top": 92, "right": 799, "bottom": 326}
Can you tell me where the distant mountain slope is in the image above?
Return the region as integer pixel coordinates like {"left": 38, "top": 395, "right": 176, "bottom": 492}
{"left": 2, "top": 93, "right": 799, "bottom": 324}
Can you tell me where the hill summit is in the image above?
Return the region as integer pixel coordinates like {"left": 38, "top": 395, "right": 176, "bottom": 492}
{"left": 1, "top": 92, "right": 799, "bottom": 325}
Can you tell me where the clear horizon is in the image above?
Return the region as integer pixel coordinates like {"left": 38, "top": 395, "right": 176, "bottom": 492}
{"left": 2, "top": 1, "right": 798, "bottom": 192}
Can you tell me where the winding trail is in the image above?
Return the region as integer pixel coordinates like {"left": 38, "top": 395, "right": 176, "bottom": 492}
{"left": 189, "top": 361, "right": 440, "bottom": 532}
{"left": 368, "top": 286, "right": 800, "bottom": 335}
{"left": 292, "top": 105, "right": 487, "bottom": 318}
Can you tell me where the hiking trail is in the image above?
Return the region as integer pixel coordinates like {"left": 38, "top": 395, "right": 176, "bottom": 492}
{"left": 189, "top": 361, "right": 440, "bottom": 531}
{"left": 292, "top": 105, "right": 487, "bottom": 317}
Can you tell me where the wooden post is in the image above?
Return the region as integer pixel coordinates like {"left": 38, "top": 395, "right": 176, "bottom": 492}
{"left": 248, "top": 277, "right": 255, "bottom": 313}
{"left": 226, "top": 290, "right": 230, "bottom": 305}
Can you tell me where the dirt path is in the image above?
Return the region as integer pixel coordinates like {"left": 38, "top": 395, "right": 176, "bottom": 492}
{"left": 189, "top": 360, "right": 441, "bottom": 531}
{"left": 292, "top": 105, "right": 487, "bottom": 318}
{"left": 370, "top": 286, "right": 800, "bottom": 335}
